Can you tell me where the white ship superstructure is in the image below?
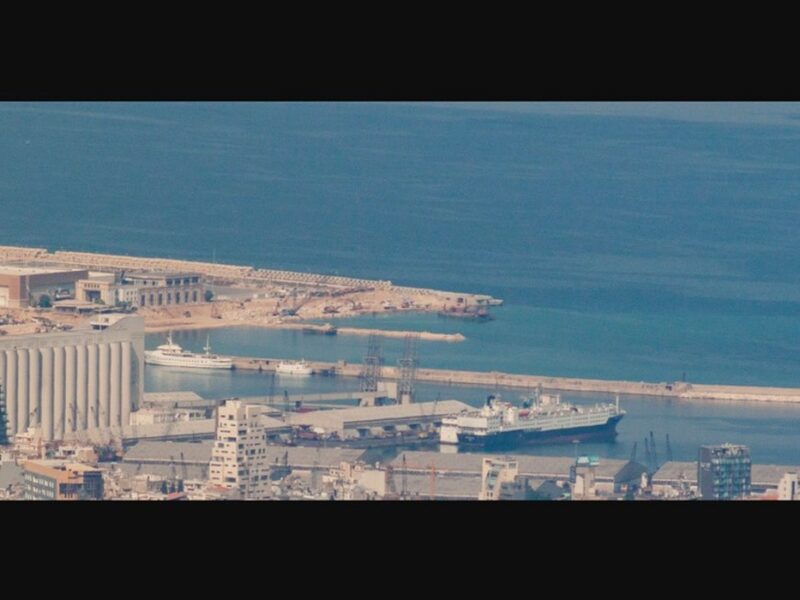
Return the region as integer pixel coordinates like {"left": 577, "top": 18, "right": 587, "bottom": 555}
{"left": 440, "top": 393, "right": 625, "bottom": 448}
{"left": 275, "top": 360, "right": 313, "bottom": 376}
{"left": 144, "top": 334, "right": 233, "bottom": 370}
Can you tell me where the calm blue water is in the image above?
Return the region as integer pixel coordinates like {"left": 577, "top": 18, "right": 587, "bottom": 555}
{"left": 146, "top": 329, "right": 800, "bottom": 466}
{"left": 4, "top": 101, "right": 800, "bottom": 463}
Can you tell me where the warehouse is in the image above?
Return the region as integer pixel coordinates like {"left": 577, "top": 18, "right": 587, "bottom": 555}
{"left": 0, "top": 266, "right": 88, "bottom": 308}
{"left": 284, "top": 400, "right": 471, "bottom": 439}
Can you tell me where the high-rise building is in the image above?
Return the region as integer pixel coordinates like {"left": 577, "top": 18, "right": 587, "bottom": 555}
{"left": 697, "top": 444, "right": 751, "bottom": 500}
{"left": 209, "top": 400, "right": 271, "bottom": 499}
{"left": 0, "top": 315, "right": 144, "bottom": 442}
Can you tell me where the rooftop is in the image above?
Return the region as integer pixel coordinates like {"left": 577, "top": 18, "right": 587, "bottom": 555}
{"left": 0, "top": 265, "right": 86, "bottom": 276}
{"left": 23, "top": 459, "right": 100, "bottom": 473}
{"left": 652, "top": 461, "right": 799, "bottom": 487}
{"left": 284, "top": 400, "right": 471, "bottom": 430}
{"left": 61, "top": 418, "right": 217, "bottom": 444}
{"left": 390, "top": 451, "right": 629, "bottom": 480}
{"left": 143, "top": 391, "right": 205, "bottom": 404}
{"left": 125, "top": 272, "right": 202, "bottom": 280}
{"left": 121, "top": 441, "right": 365, "bottom": 469}
{"left": 0, "top": 463, "right": 24, "bottom": 488}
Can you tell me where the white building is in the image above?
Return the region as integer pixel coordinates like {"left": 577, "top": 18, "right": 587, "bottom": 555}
{"left": 130, "top": 407, "right": 206, "bottom": 426}
{"left": 479, "top": 457, "right": 519, "bottom": 500}
{"left": 571, "top": 456, "right": 599, "bottom": 500}
{"left": 0, "top": 315, "right": 144, "bottom": 442}
{"left": 208, "top": 400, "right": 271, "bottom": 499}
{"left": 778, "top": 472, "right": 799, "bottom": 501}
{"left": 322, "top": 461, "right": 388, "bottom": 499}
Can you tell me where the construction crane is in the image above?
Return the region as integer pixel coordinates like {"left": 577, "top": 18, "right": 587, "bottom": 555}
{"left": 278, "top": 288, "right": 313, "bottom": 317}
{"left": 649, "top": 431, "right": 658, "bottom": 472}
{"left": 394, "top": 453, "right": 438, "bottom": 500}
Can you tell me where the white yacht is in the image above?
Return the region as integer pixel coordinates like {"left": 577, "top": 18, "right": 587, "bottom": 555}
{"left": 145, "top": 334, "right": 233, "bottom": 370}
{"left": 275, "top": 359, "right": 313, "bottom": 376}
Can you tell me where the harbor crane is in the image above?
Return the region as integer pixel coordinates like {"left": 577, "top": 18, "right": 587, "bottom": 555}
{"left": 649, "top": 431, "right": 658, "bottom": 471}
{"left": 665, "top": 433, "right": 673, "bottom": 463}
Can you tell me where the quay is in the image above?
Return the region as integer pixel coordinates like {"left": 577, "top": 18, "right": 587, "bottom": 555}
{"left": 271, "top": 322, "right": 465, "bottom": 343}
{"left": 229, "top": 354, "right": 800, "bottom": 404}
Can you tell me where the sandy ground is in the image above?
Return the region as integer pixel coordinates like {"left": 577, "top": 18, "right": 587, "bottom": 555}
{"left": 2, "top": 286, "right": 472, "bottom": 343}
{"left": 140, "top": 288, "right": 468, "bottom": 342}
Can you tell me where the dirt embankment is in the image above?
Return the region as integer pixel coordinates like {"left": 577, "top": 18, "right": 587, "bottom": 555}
{"left": 136, "top": 288, "right": 473, "bottom": 342}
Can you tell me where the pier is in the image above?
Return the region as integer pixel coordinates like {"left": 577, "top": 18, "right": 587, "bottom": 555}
{"left": 228, "top": 354, "right": 800, "bottom": 404}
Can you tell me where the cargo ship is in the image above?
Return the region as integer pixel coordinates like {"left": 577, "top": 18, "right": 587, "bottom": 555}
{"left": 439, "top": 393, "right": 624, "bottom": 449}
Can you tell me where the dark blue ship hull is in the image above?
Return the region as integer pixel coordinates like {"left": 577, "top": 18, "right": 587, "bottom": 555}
{"left": 456, "top": 414, "right": 624, "bottom": 450}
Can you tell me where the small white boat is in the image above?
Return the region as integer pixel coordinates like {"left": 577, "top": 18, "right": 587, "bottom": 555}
{"left": 275, "top": 359, "right": 313, "bottom": 376}
{"left": 145, "top": 333, "right": 233, "bottom": 370}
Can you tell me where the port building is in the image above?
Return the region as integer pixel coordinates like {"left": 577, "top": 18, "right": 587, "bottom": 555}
{"left": 283, "top": 400, "right": 471, "bottom": 440}
{"left": 75, "top": 271, "right": 204, "bottom": 308}
{"left": 0, "top": 266, "right": 88, "bottom": 308}
{"left": 0, "top": 315, "right": 144, "bottom": 442}
{"left": 22, "top": 459, "right": 104, "bottom": 500}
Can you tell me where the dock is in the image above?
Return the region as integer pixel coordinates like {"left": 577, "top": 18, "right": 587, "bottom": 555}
{"left": 228, "top": 354, "right": 800, "bottom": 404}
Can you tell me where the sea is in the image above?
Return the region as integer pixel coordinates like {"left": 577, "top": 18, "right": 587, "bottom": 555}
{"left": 3, "top": 101, "right": 800, "bottom": 465}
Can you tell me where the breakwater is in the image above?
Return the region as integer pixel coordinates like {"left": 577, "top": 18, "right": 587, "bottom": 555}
{"left": 228, "top": 355, "right": 800, "bottom": 404}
